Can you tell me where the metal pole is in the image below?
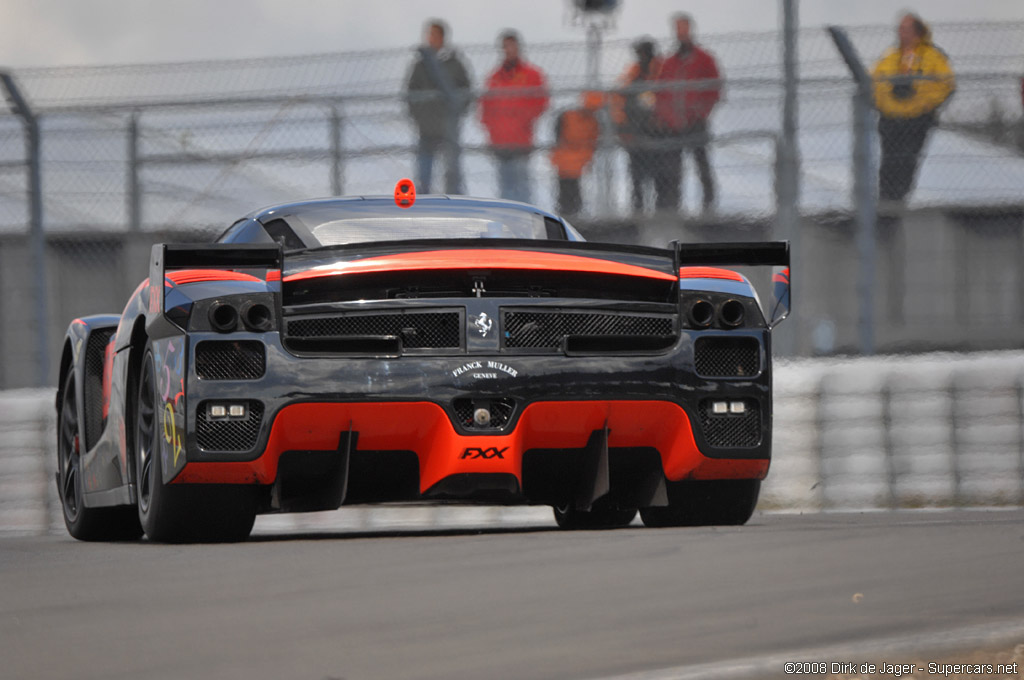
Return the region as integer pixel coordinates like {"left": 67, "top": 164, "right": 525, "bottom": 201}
{"left": 330, "top": 106, "right": 343, "bottom": 196}
{"left": 585, "top": 21, "right": 601, "bottom": 88}
{"left": 881, "top": 382, "right": 897, "bottom": 509}
{"left": 772, "top": 0, "right": 800, "bottom": 357}
{"left": 827, "top": 27, "right": 877, "bottom": 356}
{"left": 949, "top": 379, "right": 962, "bottom": 506}
{"left": 585, "top": 21, "right": 613, "bottom": 217}
{"left": 853, "top": 91, "right": 877, "bottom": 355}
{"left": 1017, "top": 380, "right": 1024, "bottom": 505}
{"left": 777, "top": 0, "right": 800, "bottom": 242}
{"left": 1, "top": 72, "right": 49, "bottom": 386}
{"left": 813, "top": 377, "right": 828, "bottom": 510}
{"left": 128, "top": 112, "right": 141, "bottom": 230}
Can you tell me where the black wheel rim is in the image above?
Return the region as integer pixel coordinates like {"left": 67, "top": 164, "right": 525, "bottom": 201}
{"left": 136, "top": 355, "right": 156, "bottom": 515}
{"left": 58, "top": 379, "right": 82, "bottom": 521}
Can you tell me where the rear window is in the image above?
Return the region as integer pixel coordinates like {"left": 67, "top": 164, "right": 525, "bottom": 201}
{"left": 286, "top": 204, "right": 554, "bottom": 246}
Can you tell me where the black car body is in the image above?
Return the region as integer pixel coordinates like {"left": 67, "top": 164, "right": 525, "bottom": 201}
{"left": 55, "top": 194, "right": 790, "bottom": 542}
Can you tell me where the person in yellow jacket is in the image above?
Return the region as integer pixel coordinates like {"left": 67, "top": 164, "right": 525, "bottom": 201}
{"left": 550, "top": 91, "right": 603, "bottom": 215}
{"left": 872, "top": 13, "right": 955, "bottom": 202}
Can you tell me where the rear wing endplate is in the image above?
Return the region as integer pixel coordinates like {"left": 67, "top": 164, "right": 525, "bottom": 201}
{"left": 149, "top": 243, "right": 283, "bottom": 312}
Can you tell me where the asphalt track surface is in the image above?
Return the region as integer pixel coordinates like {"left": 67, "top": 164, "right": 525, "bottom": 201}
{"left": 2, "top": 510, "right": 1023, "bottom": 680}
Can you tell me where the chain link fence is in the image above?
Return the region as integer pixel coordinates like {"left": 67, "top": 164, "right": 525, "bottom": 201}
{"left": 0, "top": 22, "right": 1023, "bottom": 387}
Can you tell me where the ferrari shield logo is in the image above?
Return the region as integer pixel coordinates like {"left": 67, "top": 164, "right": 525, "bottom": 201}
{"left": 472, "top": 312, "right": 493, "bottom": 337}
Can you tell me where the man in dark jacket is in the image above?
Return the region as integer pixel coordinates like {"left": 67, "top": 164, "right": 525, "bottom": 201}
{"left": 611, "top": 38, "right": 664, "bottom": 213}
{"left": 405, "top": 19, "right": 472, "bottom": 194}
{"left": 654, "top": 13, "right": 722, "bottom": 214}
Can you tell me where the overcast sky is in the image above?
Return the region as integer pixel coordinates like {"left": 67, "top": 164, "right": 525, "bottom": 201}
{"left": 1, "top": 0, "right": 1022, "bottom": 69}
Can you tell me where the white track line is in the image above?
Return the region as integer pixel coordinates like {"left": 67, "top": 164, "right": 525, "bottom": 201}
{"left": 590, "top": 618, "right": 1024, "bottom": 680}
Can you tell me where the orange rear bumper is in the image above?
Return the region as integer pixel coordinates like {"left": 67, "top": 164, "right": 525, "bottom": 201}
{"left": 174, "top": 400, "right": 768, "bottom": 489}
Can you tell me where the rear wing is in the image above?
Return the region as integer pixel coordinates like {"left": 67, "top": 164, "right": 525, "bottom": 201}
{"left": 674, "top": 241, "right": 788, "bottom": 267}
{"left": 149, "top": 243, "right": 283, "bottom": 311}
{"left": 673, "top": 240, "right": 791, "bottom": 327}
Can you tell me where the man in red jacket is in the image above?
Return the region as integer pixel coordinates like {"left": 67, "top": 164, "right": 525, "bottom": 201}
{"left": 480, "top": 30, "right": 549, "bottom": 204}
{"left": 654, "top": 13, "right": 722, "bottom": 214}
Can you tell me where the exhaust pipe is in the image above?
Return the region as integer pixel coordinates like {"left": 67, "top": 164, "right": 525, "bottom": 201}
{"left": 719, "top": 300, "right": 745, "bottom": 328}
{"left": 241, "top": 302, "right": 274, "bottom": 332}
{"left": 688, "top": 300, "right": 714, "bottom": 328}
{"left": 208, "top": 302, "right": 239, "bottom": 333}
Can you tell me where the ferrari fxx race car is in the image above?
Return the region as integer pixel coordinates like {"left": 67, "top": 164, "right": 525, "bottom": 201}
{"left": 56, "top": 186, "right": 789, "bottom": 542}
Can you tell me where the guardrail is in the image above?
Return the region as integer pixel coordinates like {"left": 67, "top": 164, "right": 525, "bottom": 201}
{"left": 4, "top": 352, "right": 1024, "bottom": 535}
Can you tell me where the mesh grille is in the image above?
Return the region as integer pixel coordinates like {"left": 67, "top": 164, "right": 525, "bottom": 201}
{"left": 84, "top": 328, "right": 115, "bottom": 449}
{"left": 694, "top": 336, "right": 760, "bottom": 378}
{"left": 698, "top": 400, "right": 762, "bottom": 448}
{"left": 452, "top": 397, "right": 516, "bottom": 430}
{"left": 503, "top": 310, "right": 675, "bottom": 349}
{"left": 195, "top": 340, "right": 266, "bottom": 380}
{"left": 286, "top": 311, "right": 460, "bottom": 349}
{"left": 196, "top": 401, "right": 264, "bottom": 452}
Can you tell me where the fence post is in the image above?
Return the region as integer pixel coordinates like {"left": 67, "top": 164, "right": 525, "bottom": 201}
{"left": 880, "top": 381, "right": 897, "bottom": 509}
{"left": 1017, "top": 379, "right": 1024, "bottom": 505}
{"left": 776, "top": 0, "right": 800, "bottom": 242}
{"left": 813, "top": 377, "right": 828, "bottom": 510}
{"left": 827, "top": 27, "right": 877, "bottom": 356}
{"left": 1, "top": 71, "right": 49, "bottom": 386}
{"left": 128, "top": 111, "right": 142, "bottom": 230}
{"left": 39, "top": 406, "right": 53, "bottom": 533}
{"left": 330, "top": 105, "right": 343, "bottom": 196}
{"left": 949, "top": 377, "right": 962, "bottom": 506}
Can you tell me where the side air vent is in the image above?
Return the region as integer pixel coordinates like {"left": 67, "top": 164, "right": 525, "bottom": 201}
{"left": 503, "top": 309, "right": 675, "bottom": 352}
{"left": 693, "top": 336, "right": 760, "bottom": 378}
{"left": 84, "top": 328, "right": 116, "bottom": 450}
{"left": 196, "top": 401, "right": 264, "bottom": 452}
{"left": 195, "top": 340, "right": 266, "bottom": 380}
{"left": 285, "top": 310, "right": 461, "bottom": 354}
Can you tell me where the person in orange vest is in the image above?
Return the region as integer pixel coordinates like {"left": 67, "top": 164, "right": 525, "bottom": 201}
{"left": 480, "top": 30, "right": 550, "bottom": 204}
{"left": 610, "top": 37, "right": 664, "bottom": 214}
{"left": 550, "top": 91, "right": 603, "bottom": 216}
{"left": 872, "top": 13, "right": 955, "bottom": 203}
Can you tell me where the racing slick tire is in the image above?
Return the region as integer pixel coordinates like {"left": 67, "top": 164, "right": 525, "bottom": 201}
{"left": 57, "top": 372, "right": 143, "bottom": 541}
{"left": 134, "top": 349, "right": 256, "bottom": 543}
{"left": 553, "top": 501, "right": 637, "bottom": 530}
{"left": 640, "top": 479, "right": 760, "bottom": 527}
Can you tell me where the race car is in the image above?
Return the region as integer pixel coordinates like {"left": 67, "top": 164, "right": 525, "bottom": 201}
{"left": 55, "top": 183, "right": 790, "bottom": 542}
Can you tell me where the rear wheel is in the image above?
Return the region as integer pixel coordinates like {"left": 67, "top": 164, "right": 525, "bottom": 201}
{"left": 135, "top": 349, "right": 256, "bottom": 543}
{"left": 640, "top": 479, "right": 760, "bottom": 527}
{"left": 57, "top": 371, "right": 141, "bottom": 541}
{"left": 553, "top": 501, "right": 637, "bottom": 530}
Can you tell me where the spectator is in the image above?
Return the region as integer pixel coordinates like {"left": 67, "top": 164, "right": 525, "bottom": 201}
{"left": 611, "top": 37, "right": 665, "bottom": 214}
{"left": 480, "top": 30, "right": 549, "bottom": 204}
{"left": 654, "top": 13, "right": 722, "bottom": 215}
{"left": 872, "top": 13, "right": 955, "bottom": 203}
{"left": 550, "top": 91, "right": 603, "bottom": 216}
{"left": 405, "top": 19, "right": 472, "bottom": 194}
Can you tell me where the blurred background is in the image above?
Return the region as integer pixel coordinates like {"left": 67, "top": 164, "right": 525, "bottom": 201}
{"left": 1, "top": 0, "right": 1023, "bottom": 527}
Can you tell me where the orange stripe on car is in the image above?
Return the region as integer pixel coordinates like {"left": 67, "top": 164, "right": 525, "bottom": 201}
{"left": 164, "top": 269, "right": 264, "bottom": 286}
{"left": 285, "top": 250, "right": 679, "bottom": 283}
{"left": 679, "top": 266, "right": 744, "bottom": 282}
